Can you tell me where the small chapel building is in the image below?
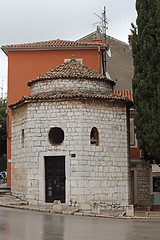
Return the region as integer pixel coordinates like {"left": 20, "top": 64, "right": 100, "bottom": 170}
{"left": 9, "top": 56, "right": 132, "bottom": 211}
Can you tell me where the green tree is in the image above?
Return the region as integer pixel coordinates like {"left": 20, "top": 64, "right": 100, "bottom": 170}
{"left": 131, "top": 0, "right": 160, "bottom": 163}
{"left": 0, "top": 98, "right": 7, "bottom": 171}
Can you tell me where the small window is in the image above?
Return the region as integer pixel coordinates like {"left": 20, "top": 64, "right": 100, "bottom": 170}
{"left": 90, "top": 127, "right": 99, "bottom": 146}
{"left": 21, "top": 129, "right": 24, "bottom": 147}
{"left": 64, "top": 58, "right": 83, "bottom": 64}
{"left": 49, "top": 127, "right": 64, "bottom": 145}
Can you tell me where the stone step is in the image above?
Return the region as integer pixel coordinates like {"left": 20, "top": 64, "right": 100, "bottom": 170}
{"left": 148, "top": 211, "right": 160, "bottom": 218}
{"left": 0, "top": 191, "right": 11, "bottom": 195}
{"left": 0, "top": 187, "right": 11, "bottom": 195}
{"left": 0, "top": 187, "right": 11, "bottom": 190}
{"left": 134, "top": 212, "right": 148, "bottom": 218}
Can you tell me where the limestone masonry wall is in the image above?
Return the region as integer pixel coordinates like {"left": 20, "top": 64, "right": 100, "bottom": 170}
{"left": 30, "top": 78, "right": 113, "bottom": 95}
{"left": 137, "top": 161, "right": 151, "bottom": 206}
{"left": 11, "top": 99, "right": 130, "bottom": 208}
{"left": 11, "top": 105, "right": 29, "bottom": 200}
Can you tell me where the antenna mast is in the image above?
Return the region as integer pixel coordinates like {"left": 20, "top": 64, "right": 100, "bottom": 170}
{"left": 102, "top": 6, "right": 107, "bottom": 43}
{"left": 94, "top": 6, "right": 108, "bottom": 43}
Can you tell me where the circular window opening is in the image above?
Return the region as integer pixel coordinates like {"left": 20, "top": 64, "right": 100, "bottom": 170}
{"left": 49, "top": 127, "right": 64, "bottom": 145}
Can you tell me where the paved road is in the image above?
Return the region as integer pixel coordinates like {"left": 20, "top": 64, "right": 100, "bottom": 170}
{"left": 0, "top": 207, "right": 159, "bottom": 240}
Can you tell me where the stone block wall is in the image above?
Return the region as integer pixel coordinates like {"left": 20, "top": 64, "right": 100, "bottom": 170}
{"left": 30, "top": 78, "right": 113, "bottom": 96}
{"left": 11, "top": 104, "right": 29, "bottom": 200}
{"left": 136, "top": 161, "right": 151, "bottom": 206}
{"left": 11, "top": 99, "right": 131, "bottom": 208}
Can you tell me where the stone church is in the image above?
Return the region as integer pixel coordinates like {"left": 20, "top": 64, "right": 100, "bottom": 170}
{"left": 9, "top": 56, "right": 132, "bottom": 211}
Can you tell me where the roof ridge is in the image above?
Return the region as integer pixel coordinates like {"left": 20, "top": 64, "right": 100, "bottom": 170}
{"left": 77, "top": 31, "right": 129, "bottom": 46}
{"left": 2, "top": 38, "right": 108, "bottom": 49}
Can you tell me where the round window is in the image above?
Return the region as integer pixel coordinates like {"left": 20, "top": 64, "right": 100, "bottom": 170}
{"left": 48, "top": 127, "right": 64, "bottom": 145}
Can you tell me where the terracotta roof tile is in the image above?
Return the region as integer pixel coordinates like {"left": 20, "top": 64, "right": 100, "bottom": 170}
{"left": 2, "top": 39, "right": 108, "bottom": 49}
{"left": 9, "top": 91, "right": 132, "bottom": 109}
{"left": 27, "top": 57, "right": 116, "bottom": 86}
{"left": 114, "top": 89, "right": 133, "bottom": 101}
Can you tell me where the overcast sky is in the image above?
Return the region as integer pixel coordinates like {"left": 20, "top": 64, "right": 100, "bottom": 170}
{"left": 0, "top": 0, "right": 137, "bottom": 96}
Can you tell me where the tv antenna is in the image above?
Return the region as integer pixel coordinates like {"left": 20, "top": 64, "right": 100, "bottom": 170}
{"left": 94, "top": 6, "right": 108, "bottom": 43}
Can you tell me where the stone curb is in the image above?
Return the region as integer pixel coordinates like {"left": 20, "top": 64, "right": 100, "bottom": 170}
{"left": 0, "top": 202, "right": 151, "bottom": 220}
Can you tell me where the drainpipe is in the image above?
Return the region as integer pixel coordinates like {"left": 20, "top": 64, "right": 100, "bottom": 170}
{"left": 102, "top": 50, "right": 106, "bottom": 76}
{"left": 98, "top": 46, "right": 101, "bottom": 74}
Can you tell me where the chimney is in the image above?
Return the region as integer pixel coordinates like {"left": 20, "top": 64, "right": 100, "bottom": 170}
{"left": 93, "top": 39, "right": 102, "bottom": 44}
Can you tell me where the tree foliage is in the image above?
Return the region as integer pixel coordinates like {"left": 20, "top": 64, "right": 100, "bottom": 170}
{"left": 0, "top": 98, "right": 7, "bottom": 171}
{"left": 131, "top": 0, "right": 160, "bottom": 163}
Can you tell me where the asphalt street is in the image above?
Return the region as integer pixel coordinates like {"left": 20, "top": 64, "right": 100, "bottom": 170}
{"left": 0, "top": 207, "right": 159, "bottom": 240}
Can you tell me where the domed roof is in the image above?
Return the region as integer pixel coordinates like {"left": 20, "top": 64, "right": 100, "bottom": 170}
{"left": 27, "top": 56, "right": 115, "bottom": 86}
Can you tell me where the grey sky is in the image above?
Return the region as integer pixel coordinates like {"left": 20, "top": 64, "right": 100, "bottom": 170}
{"left": 0, "top": 0, "right": 137, "bottom": 96}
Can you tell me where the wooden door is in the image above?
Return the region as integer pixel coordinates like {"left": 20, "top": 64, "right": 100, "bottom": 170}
{"left": 45, "top": 156, "right": 65, "bottom": 203}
